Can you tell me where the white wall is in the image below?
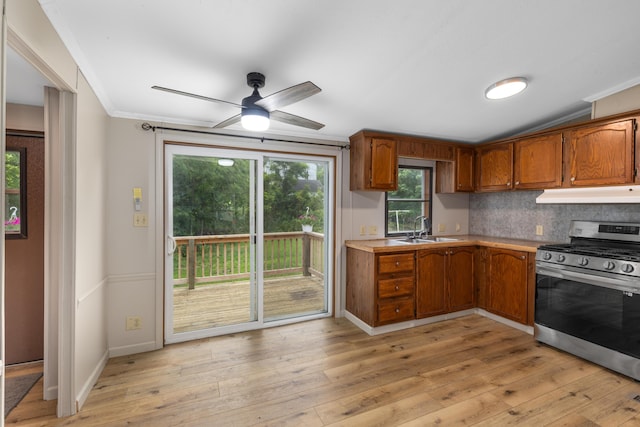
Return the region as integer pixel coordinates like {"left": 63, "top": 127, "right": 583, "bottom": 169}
{"left": 592, "top": 84, "right": 640, "bottom": 119}
{"left": 106, "top": 119, "right": 158, "bottom": 356}
{"left": 74, "top": 71, "right": 109, "bottom": 407}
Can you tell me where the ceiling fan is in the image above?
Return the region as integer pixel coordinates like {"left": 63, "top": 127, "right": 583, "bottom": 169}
{"left": 152, "top": 72, "right": 324, "bottom": 131}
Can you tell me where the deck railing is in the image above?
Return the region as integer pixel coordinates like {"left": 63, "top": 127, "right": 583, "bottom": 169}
{"left": 173, "top": 231, "right": 324, "bottom": 289}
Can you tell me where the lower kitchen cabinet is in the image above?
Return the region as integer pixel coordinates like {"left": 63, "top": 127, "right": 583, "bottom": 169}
{"left": 346, "top": 243, "right": 535, "bottom": 329}
{"left": 346, "top": 248, "right": 416, "bottom": 327}
{"left": 416, "top": 246, "right": 474, "bottom": 318}
{"left": 478, "top": 247, "right": 534, "bottom": 325}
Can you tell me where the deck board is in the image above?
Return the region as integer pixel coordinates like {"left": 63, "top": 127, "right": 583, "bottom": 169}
{"left": 173, "top": 275, "right": 326, "bottom": 332}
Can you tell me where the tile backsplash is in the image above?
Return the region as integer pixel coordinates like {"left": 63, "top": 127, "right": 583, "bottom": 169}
{"left": 469, "top": 190, "right": 640, "bottom": 243}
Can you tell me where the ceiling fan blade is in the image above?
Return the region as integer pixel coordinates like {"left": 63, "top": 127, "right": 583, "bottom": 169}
{"left": 255, "top": 81, "right": 321, "bottom": 112}
{"left": 212, "top": 114, "right": 241, "bottom": 129}
{"left": 152, "top": 85, "right": 242, "bottom": 108}
{"left": 271, "top": 110, "right": 325, "bottom": 130}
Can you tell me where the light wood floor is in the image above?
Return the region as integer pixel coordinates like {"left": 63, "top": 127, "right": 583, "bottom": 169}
{"left": 7, "top": 315, "right": 640, "bottom": 426}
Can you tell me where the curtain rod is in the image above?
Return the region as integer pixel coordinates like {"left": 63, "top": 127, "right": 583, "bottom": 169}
{"left": 141, "top": 122, "right": 349, "bottom": 150}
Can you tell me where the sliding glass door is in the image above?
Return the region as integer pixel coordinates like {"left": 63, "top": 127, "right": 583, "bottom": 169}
{"left": 165, "top": 144, "right": 332, "bottom": 343}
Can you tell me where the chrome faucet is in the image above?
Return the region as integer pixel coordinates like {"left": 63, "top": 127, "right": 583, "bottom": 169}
{"left": 413, "top": 215, "right": 427, "bottom": 239}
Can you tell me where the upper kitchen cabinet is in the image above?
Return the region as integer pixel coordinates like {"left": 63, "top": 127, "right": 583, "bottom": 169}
{"left": 513, "top": 132, "right": 563, "bottom": 189}
{"left": 435, "top": 146, "right": 475, "bottom": 193}
{"left": 564, "top": 119, "right": 636, "bottom": 187}
{"left": 350, "top": 131, "right": 398, "bottom": 191}
{"left": 476, "top": 142, "right": 513, "bottom": 192}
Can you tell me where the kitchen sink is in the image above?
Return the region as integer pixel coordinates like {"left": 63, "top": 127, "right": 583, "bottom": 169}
{"left": 393, "top": 237, "right": 460, "bottom": 244}
{"left": 394, "top": 238, "right": 436, "bottom": 244}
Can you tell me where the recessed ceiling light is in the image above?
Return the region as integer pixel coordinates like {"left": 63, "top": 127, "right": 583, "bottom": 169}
{"left": 485, "top": 77, "right": 528, "bottom": 100}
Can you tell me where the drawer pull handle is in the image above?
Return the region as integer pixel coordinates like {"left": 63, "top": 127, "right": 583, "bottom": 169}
{"left": 395, "top": 307, "right": 400, "bottom": 313}
{"left": 395, "top": 285, "right": 399, "bottom": 291}
{"left": 395, "top": 261, "right": 400, "bottom": 266}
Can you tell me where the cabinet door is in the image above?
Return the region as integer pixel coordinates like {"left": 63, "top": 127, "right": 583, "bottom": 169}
{"left": 487, "top": 248, "right": 528, "bottom": 323}
{"left": 566, "top": 119, "right": 635, "bottom": 187}
{"left": 448, "top": 247, "right": 475, "bottom": 311}
{"left": 416, "top": 249, "right": 448, "bottom": 317}
{"left": 370, "top": 137, "right": 398, "bottom": 190}
{"left": 476, "top": 142, "right": 513, "bottom": 192}
{"left": 455, "top": 147, "right": 475, "bottom": 192}
{"left": 514, "top": 132, "right": 563, "bottom": 189}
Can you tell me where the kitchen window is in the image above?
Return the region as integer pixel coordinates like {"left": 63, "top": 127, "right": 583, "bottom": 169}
{"left": 385, "top": 165, "right": 432, "bottom": 236}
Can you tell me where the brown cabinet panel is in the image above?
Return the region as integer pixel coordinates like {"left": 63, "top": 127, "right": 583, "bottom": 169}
{"left": 455, "top": 147, "right": 475, "bottom": 192}
{"left": 487, "top": 248, "right": 528, "bottom": 324}
{"left": 416, "top": 246, "right": 474, "bottom": 317}
{"left": 476, "top": 142, "right": 514, "bottom": 191}
{"left": 416, "top": 249, "right": 448, "bottom": 318}
{"left": 378, "top": 253, "right": 415, "bottom": 275}
{"left": 346, "top": 248, "right": 415, "bottom": 327}
{"left": 514, "top": 132, "right": 563, "bottom": 189}
{"left": 377, "top": 298, "right": 415, "bottom": 324}
{"left": 448, "top": 247, "right": 475, "bottom": 311}
{"left": 349, "top": 132, "right": 398, "bottom": 191}
{"left": 397, "top": 138, "right": 424, "bottom": 158}
{"left": 378, "top": 277, "right": 414, "bottom": 299}
{"left": 435, "top": 146, "right": 475, "bottom": 193}
{"left": 346, "top": 248, "right": 376, "bottom": 326}
{"left": 565, "top": 119, "right": 635, "bottom": 187}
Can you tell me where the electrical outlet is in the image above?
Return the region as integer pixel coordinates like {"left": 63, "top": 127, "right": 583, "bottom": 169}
{"left": 456, "top": 223, "right": 461, "bottom": 232}
{"left": 368, "top": 225, "right": 377, "bottom": 235}
{"left": 126, "top": 316, "right": 142, "bottom": 330}
{"left": 359, "top": 225, "right": 366, "bottom": 236}
{"left": 438, "top": 223, "right": 446, "bottom": 233}
{"left": 134, "top": 213, "right": 148, "bottom": 227}
{"left": 536, "top": 225, "right": 544, "bottom": 236}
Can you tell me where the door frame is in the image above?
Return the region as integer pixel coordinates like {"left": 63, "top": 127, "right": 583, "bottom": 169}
{"left": 6, "top": 27, "right": 78, "bottom": 416}
{"left": 155, "top": 132, "right": 342, "bottom": 345}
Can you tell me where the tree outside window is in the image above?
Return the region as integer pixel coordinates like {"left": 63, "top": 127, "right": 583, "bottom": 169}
{"left": 385, "top": 166, "right": 432, "bottom": 236}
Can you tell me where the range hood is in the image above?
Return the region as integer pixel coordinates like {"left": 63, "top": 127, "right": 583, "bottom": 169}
{"left": 536, "top": 185, "right": 640, "bottom": 204}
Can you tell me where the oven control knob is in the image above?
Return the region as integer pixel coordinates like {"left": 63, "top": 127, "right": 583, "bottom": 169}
{"left": 543, "top": 252, "right": 552, "bottom": 260}
{"left": 579, "top": 257, "right": 589, "bottom": 266}
{"left": 604, "top": 261, "right": 616, "bottom": 271}
{"left": 556, "top": 254, "right": 566, "bottom": 262}
{"left": 622, "top": 264, "right": 635, "bottom": 273}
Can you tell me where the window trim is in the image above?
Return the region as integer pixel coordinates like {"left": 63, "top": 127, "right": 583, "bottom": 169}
{"left": 384, "top": 165, "right": 433, "bottom": 237}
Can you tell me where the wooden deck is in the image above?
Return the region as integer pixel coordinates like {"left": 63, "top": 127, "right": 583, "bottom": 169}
{"left": 172, "top": 275, "right": 327, "bottom": 333}
{"left": 9, "top": 315, "right": 640, "bottom": 425}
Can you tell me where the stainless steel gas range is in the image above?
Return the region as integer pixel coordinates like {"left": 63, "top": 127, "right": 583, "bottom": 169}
{"left": 535, "top": 220, "right": 640, "bottom": 380}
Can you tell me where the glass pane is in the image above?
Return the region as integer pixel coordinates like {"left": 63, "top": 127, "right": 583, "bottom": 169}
{"left": 263, "top": 157, "right": 328, "bottom": 321}
{"left": 5, "top": 149, "right": 26, "bottom": 237}
{"left": 387, "top": 201, "right": 425, "bottom": 234}
{"left": 388, "top": 168, "right": 424, "bottom": 199}
{"left": 170, "top": 153, "right": 257, "bottom": 334}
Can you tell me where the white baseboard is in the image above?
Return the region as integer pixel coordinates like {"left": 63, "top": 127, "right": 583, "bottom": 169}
{"left": 109, "top": 340, "right": 159, "bottom": 358}
{"left": 345, "top": 308, "right": 534, "bottom": 336}
{"left": 76, "top": 349, "right": 109, "bottom": 410}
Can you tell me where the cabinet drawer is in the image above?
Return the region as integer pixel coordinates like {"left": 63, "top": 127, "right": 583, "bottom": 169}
{"left": 378, "top": 253, "right": 415, "bottom": 275}
{"left": 378, "top": 277, "right": 414, "bottom": 298}
{"left": 377, "top": 298, "right": 415, "bottom": 324}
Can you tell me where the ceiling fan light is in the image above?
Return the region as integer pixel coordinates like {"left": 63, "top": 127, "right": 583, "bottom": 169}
{"left": 485, "top": 77, "right": 528, "bottom": 100}
{"left": 241, "top": 108, "right": 270, "bottom": 131}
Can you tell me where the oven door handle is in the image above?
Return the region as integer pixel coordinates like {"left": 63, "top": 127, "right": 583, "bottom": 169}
{"left": 537, "top": 264, "right": 640, "bottom": 295}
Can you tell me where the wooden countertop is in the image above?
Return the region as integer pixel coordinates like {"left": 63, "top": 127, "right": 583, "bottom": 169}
{"left": 345, "top": 235, "right": 557, "bottom": 253}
